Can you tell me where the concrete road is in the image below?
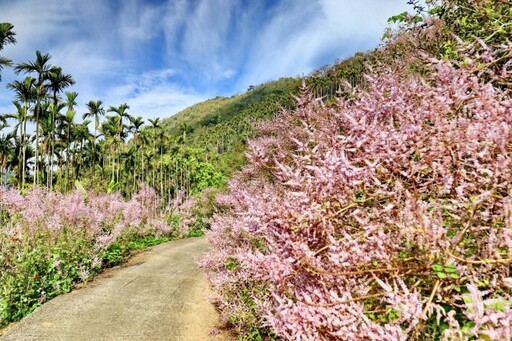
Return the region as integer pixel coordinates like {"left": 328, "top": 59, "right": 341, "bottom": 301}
{"left": 0, "top": 237, "right": 233, "bottom": 341}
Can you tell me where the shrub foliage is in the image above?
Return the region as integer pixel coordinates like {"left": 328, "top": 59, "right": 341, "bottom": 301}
{"left": 200, "top": 25, "right": 512, "bottom": 341}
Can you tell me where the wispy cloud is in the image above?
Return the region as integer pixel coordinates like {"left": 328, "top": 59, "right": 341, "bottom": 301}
{"left": 236, "top": 0, "right": 411, "bottom": 90}
{"left": 103, "top": 68, "right": 207, "bottom": 119}
{"left": 0, "top": 0, "right": 412, "bottom": 122}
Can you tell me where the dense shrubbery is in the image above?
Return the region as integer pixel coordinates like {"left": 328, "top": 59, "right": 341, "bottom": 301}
{"left": 0, "top": 184, "right": 175, "bottom": 326}
{"left": 201, "top": 14, "right": 512, "bottom": 341}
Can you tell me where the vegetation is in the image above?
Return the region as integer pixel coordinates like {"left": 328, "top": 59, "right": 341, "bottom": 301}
{"left": 162, "top": 77, "right": 300, "bottom": 175}
{"left": 0, "top": 22, "right": 16, "bottom": 81}
{"left": 0, "top": 41, "right": 299, "bottom": 200}
{"left": 201, "top": 0, "right": 512, "bottom": 340}
{"left": 0, "top": 185, "right": 176, "bottom": 326}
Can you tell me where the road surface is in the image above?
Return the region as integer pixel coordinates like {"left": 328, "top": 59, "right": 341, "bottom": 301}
{"left": 0, "top": 237, "right": 233, "bottom": 341}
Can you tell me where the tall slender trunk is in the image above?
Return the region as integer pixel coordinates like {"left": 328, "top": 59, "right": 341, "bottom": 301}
{"left": 66, "top": 128, "right": 71, "bottom": 192}
{"left": 33, "top": 106, "right": 39, "bottom": 186}
{"left": 160, "top": 148, "right": 163, "bottom": 197}
{"left": 93, "top": 125, "right": 97, "bottom": 179}
{"left": 21, "top": 106, "right": 27, "bottom": 189}
{"left": 49, "top": 115, "right": 55, "bottom": 191}
{"left": 17, "top": 119, "right": 23, "bottom": 190}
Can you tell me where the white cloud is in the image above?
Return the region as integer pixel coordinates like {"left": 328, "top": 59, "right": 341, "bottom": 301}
{"left": 237, "top": 0, "right": 411, "bottom": 90}
{"left": 103, "top": 68, "right": 208, "bottom": 120}
{"left": 119, "top": 0, "right": 165, "bottom": 47}
{"left": 0, "top": 0, "right": 415, "bottom": 123}
{"left": 160, "top": 0, "right": 242, "bottom": 84}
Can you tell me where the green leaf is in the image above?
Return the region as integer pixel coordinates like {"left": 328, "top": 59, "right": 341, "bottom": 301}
{"left": 387, "top": 12, "right": 408, "bottom": 24}
{"left": 444, "top": 264, "right": 457, "bottom": 273}
{"left": 436, "top": 272, "right": 447, "bottom": 279}
{"left": 432, "top": 263, "right": 444, "bottom": 272}
{"left": 485, "top": 300, "right": 509, "bottom": 312}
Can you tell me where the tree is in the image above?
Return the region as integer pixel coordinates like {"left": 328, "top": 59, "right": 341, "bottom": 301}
{"left": 129, "top": 116, "right": 144, "bottom": 143}
{"left": 107, "top": 104, "right": 132, "bottom": 182}
{"left": 60, "top": 104, "right": 76, "bottom": 191}
{"left": 44, "top": 101, "right": 66, "bottom": 189}
{"left": 5, "top": 101, "right": 30, "bottom": 187}
{"left": 46, "top": 67, "right": 75, "bottom": 189}
{"left": 84, "top": 100, "right": 105, "bottom": 141}
{"left": 0, "top": 133, "right": 14, "bottom": 186}
{"left": 107, "top": 103, "right": 131, "bottom": 141}
{"left": 99, "top": 115, "right": 120, "bottom": 182}
{"left": 15, "top": 51, "right": 53, "bottom": 185}
{"left": 47, "top": 67, "right": 75, "bottom": 105}
{"left": 83, "top": 100, "right": 105, "bottom": 175}
{"left": 7, "top": 77, "right": 36, "bottom": 188}
{"left": 0, "top": 22, "right": 16, "bottom": 81}
{"left": 148, "top": 117, "right": 160, "bottom": 129}
{"left": 72, "top": 120, "right": 91, "bottom": 180}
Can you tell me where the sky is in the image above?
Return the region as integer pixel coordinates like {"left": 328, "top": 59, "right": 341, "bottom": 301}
{"left": 0, "top": 0, "right": 413, "bottom": 122}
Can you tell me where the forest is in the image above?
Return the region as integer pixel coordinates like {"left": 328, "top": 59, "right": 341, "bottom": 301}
{"left": 1, "top": 0, "right": 512, "bottom": 339}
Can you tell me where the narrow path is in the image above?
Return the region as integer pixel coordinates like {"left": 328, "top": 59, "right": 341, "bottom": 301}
{"left": 0, "top": 237, "right": 234, "bottom": 341}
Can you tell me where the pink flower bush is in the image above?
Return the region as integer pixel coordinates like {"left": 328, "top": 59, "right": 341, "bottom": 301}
{"left": 201, "top": 43, "right": 512, "bottom": 339}
{"left": 0, "top": 183, "right": 170, "bottom": 249}
{"left": 0, "top": 184, "right": 174, "bottom": 325}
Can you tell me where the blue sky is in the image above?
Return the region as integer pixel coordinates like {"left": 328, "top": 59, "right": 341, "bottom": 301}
{"left": 0, "top": 0, "right": 412, "bottom": 121}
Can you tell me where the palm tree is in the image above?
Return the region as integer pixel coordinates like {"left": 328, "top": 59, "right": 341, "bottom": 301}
{"left": 121, "top": 146, "right": 137, "bottom": 195}
{"left": 83, "top": 100, "right": 105, "bottom": 175}
{"left": 107, "top": 104, "right": 131, "bottom": 182}
{"left": 129, "top": 116, "right": 144, "bottom": 143}
{"left": 148, "top": 117, "right": 161, "bottom": 129}
{"left": 7, "top": 76, "right": 36, "bottom": 188}
{"left": 43, "top": 68, "right": 74, "bottom": 189}
{"left": 15, "top": 51, "right": 53, "bottom": 185}
{"left": 45, "top": 101, "right": 66, "bottom": 189}
{"left": 99, "top": 116, "right": 119, "bottom": 181}
{"left": 72, "top": 120, "right": 91, "bottom": 180}
{"left": 47, "top": 67, "right": 75, "bottom": 104}
{"left": 0, "top": 22, "right": 16, "bottom": 81}
{"left": 0, "top": 133, "right": 14, "bottom": 186}
{"left": 107, "top": 103, "right": 131, "bottom": 140}
{"left": 5, "top": 101, "right": 32, "bottom": 187}
{"left": 128, "top": 116, "right": 144, "bottom": 186}
{"left": 60, "top": 107, "right": 76, "bottom": 191}
{"left": 64, "top": 91, "right": 78, "bottom": 113}
{"left": 0, "top": 115, "right": 7, "bottom": 131}
{"left": 30, "top": 101, "right": 51, "bottom": 185}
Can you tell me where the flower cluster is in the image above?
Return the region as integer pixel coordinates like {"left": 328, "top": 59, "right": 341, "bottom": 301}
{"left": 0, "top": 184, "right": 172, "bottom": 325}
{"left": 201, "top": 43, "right": 512, "bottom": 340}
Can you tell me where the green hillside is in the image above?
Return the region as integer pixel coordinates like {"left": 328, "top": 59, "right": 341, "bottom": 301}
{"left": 161, "top": 77, "right": 301, "bottom": 174}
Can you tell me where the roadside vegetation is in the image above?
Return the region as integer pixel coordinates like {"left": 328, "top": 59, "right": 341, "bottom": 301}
{"left": 0, "top": 185, "right": 175, "bottom": 325}
{"left": 200, "top": 0, "right": 512, "bottom": 339}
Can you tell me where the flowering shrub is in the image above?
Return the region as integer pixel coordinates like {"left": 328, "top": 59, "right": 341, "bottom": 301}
{"left": 200, "top": 43, "right": 512, "bottom": 340}
{"left": 171, "top": 188, "right": 225, "bottom": 237}
{"left": 0, "top": 184, "right": 174, "bottom": 326}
